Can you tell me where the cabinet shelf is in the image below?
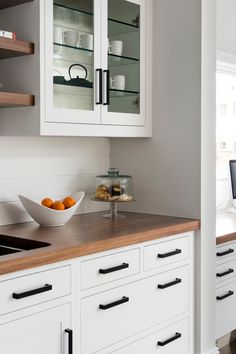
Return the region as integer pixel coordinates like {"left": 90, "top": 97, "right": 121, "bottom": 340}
{"left": 0, "top": 0, "right": 33, "bottom": 10}
{"left": 0, "top": 37, "right": 34, "bottom": 59}
{"left": 110, "top": 89, "right": 139, "bottom": 98}
{"left": 0, "top": 92, "right": 35, "bottom": 107}
{"left": 54, "top": 83, "right": 92, "bottom": 97}
{"left": 54, "top": 3, "right": 93, "bottom": 17}
{"left": 108, "top": 53, "right": 139, "bottom": 66}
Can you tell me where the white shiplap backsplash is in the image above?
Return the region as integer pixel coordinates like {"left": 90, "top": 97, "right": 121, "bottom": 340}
{"left": 0, "top": 137, "right": 110, "bottom": 225}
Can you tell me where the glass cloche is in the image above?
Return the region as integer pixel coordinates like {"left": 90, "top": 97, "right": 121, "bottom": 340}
{"left": 92, "top": 168, "right": 135, "bottom": 218}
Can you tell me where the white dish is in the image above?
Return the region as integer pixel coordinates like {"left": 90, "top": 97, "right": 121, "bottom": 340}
{"left": 18, "top": 191, "right": 85, "bottom": 227}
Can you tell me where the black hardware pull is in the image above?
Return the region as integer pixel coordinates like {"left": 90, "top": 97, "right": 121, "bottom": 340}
{"left": 217, "top": 291, "right": 234, "bottom": 301}
{"left": 65, "top": 329, "right": 73, "bottom": 354}
{"left": 217, "top": 248, "right": 234, "bottom": 257}
{"left": 158, "top": 249, "right": 182, "bottom": 259}
{"left": 103, "top": 69, "right": 110, "bottom": 105}
{"left": 12, "top": 284, "right": 52, "bottom": 299}
{"left": 96, "top": 68, "right": 103, "bottom": 104}
{"left": 216, "top": 268, "right": 234, "bottom": 278}
{"left": 158, "top": 332, "right": 182, "bottom": 347}
{"left": 99, "top": 263, "right": 129, "bottom": 274}
{"left": 99, "top": 296, "right": 129, "bottom": 310}
{"left": 158, "top": 278, "right": 182, "bottom": 290}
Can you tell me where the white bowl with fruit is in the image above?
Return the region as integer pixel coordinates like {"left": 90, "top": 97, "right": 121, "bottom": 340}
{"left": 18, "top": 191, "right": 85, "bottom": 227}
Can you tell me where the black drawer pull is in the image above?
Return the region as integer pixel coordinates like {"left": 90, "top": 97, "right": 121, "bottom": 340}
{"left": 65, "top": 329, "right": 73, "bottom": 354}
{"left": 12, "top": 284, "right": 52, "bottom": 299}
{"left": 158, "top": 278, "right": 182, "bottom": 289}
{"left": 217, "top": 268, "right": 234, "bottom": 278}
{"left": 158, "top": 332, "right": 182, "bottom": 346}
{"left": 158, "top": 249, "right": 182, "bottom": 259}
{"left": 217, "top": 290, "right": 234, "bottom": 301}
{"left": 99, "top": 263, "right": 129, "bottom": 274}
{"left": 99, "top": 296, "right": 129, "bottom": 310}
{"left": 217, "top": 248, "right": 234, "bottom": 257}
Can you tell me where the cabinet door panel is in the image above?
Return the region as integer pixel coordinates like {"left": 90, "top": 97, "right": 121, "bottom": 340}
{"left": 0, "top": 304, "right": 70, "bottom": 354}
{"left": 101, "top": 0, "right": 146, "bottom": 126}
{"left": 44, "top": 0, "right": 102, "bottom": 124}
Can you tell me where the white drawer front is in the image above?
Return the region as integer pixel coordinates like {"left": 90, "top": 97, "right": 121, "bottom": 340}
{"left": 112, "top": 318, "right": 190, "bottom": 354}
{"left": 0, "top": 266, "right": 71, "bottom": 315}
{"left": 216, "top": 259, "right": 236, "bottom": 284}
{"left": 81, "top": 265, "right": 189, "bottom": 353}
{"left": 216, "top": 280, "right": 236, "bottom": 338}
{"left": 216, "top": 243, "right": 236, "bottom": 263}
{"left": 144, "top": 237, "right": 189, "bottom": 271}
{"left": 81, "top": 248, "right": 140, "bottom": 290}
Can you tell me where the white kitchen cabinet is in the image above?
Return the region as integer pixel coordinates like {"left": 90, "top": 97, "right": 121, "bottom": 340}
{"left": 0, "top": 0, "right": 152, "bottom": 137}
{"left": 0, "top": 304, "right": 71, "bottom": 354}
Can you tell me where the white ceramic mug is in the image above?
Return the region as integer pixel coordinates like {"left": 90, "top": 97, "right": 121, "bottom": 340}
{"left": 53, "top": 26, "right": 63, "bottom": 44}
{"left": 63, "top": 30, "right": 78, "bottom": 47}
{"left": 108, "top": 40, "right": 123, "bottom": 56}
{"left": 110, "top": 75, "right": 125, "bottom": 95}
{"left": 79, "top": 33, "right": 93, "bottom": 51}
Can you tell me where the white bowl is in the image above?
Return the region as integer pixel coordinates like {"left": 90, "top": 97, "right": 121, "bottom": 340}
{"left": 18, "top": 192, "right": 85, "bottom": 227}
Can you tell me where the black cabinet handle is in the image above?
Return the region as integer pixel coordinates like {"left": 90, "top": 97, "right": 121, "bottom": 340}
{"left": 96, "top": 68, "right": 103, "bottom": 104}
{"left": 99, "top": 263, "right": 129, "bottom": 274}
{"left": 158, "top": 332, "right": 182, "bottom": 346}
{"left": 99, "top": 296, "right": 129, "bottom": 310}
{"left": 65, "top": 329, "right": 73, "bottom": 354}
{"left": 216, "top": 268, "right": 234, "bottom": 278}
{"left": 217, "top": 248, "right": 234, "bottom": 257}
{"left": 158, "top": 278, "right": 182, "bottom": 289}
{"left": 158, "top": 249, "right": 182, "bottom": 259}
{"left": 103, "top": 69, "right": 110, "bottom": 105}
{"left": 217, "top": 291, "right": 234, "bottom": 301}
{"left": 12, "top": 284, "right": 52, "bottom": 299}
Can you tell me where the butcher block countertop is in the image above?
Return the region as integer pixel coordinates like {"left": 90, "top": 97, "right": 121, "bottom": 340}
{"left": 0, "top": 212, "right": 200, "bottom": 275}
{"left": 217, "top": 211, "right": 236, "bottom": 245}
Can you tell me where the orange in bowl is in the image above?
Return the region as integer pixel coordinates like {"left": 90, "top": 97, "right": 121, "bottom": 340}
{"left": 63, "top": 196, "right": 76, "bottom": 209}
{"left": 51, "top": 201, "right": 65, "bottom": 210}
{"left": 41, "top": 198, "right": 53, "bottom": 208}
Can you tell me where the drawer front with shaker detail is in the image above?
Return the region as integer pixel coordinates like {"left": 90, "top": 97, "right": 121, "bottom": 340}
{"left": 109, "top": 318, "right": 190, "bottom": 354}
{"left": 81, "top": 265, "right": 189, "bottom": 353}
{"left": 144, "top": 236, "right": 189, "bottom": 271}
{"left": 81, "top": 248, "right": 140, "bottom": 290}
{"left": 0, "top": 266, "right": 71, "bottom": 315}
{"left": 216, "top": 242, "right": 236, "bottom": 263}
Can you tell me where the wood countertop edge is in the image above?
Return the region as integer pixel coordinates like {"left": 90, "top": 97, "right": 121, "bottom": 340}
{"left": 216, "top": 232, "right": 236, "bottom": 245}
{"left": 0, "top": 219, "right": 200, "bottom": 276}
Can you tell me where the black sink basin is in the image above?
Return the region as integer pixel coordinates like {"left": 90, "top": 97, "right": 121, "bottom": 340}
{"left": 0, "top": 235, "right": 51, "bottom": 256}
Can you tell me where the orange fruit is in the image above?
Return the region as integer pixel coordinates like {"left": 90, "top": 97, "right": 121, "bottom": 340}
{"left": 63, "top": 196, "right": 76, "bottom": 209}
{"left": 41, "top": 198, "right": 53, "bottom": 208}
{"left": 51, "top": 201, "right": 65, "bottom": 210}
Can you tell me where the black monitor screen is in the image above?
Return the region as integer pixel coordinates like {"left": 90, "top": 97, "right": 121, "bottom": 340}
{"left": 229, "top": 160, "right": 236, "bottom": 199}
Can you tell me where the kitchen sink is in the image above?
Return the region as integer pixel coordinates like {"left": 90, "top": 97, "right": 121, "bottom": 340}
{"left": 0, "top": 235, "right": 51, "bottom": 256}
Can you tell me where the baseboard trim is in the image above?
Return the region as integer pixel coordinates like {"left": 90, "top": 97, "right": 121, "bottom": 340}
{"left": 195, "top": 347, "right": 219, "bottom": 354}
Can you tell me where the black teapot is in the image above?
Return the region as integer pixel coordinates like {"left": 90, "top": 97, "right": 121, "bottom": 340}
{"left": 67, "top": 64, "right": 93, "bottom": 88}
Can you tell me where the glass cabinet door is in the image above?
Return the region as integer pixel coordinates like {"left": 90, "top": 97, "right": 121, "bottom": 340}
{"left": 101, "top": 0, "right": 145, "bottom": 126}
{"left": 45, "top": 0, "right": 102, "bottom": 124}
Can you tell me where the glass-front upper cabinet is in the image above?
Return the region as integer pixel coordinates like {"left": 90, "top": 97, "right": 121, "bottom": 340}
{"left": 44, "top": 0, "right": 102, "bottom": 124}
{"left": 101, "top": 0, "right": 145, "bottom": 126}
{"left": 44, "top": 0, "right": 147, "bottom": 128}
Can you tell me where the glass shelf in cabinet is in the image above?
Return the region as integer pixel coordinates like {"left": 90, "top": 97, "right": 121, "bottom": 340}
{"left": 108, "top": 17, "right": 139, "bottom": 36}
{"left": 108, "top": 53, "right": 139, "bottom": 67}
{"left": 53, "top": 43, "right": 93, "bottom": 63}
{"left": 109, "top": 89, "right": 139, "bottom": 98}
{"left": 54, "top": 83, "right": 93, "bottom": 97}
{"left": 54, "top": 3, "right": 93, "bottom": 17}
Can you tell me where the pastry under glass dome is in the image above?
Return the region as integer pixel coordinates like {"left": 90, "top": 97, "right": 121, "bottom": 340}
{"left": 92, "top": 168, "right": 135, "bottom": 218}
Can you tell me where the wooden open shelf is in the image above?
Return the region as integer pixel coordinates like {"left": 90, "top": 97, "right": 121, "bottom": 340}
{"left": 0, "top": 37, "right": 34, "bottom": 59}
{"left": 0, "top": 92, "right": 35, "bottom": 107}
{"left": 0, "top": 0, "right": 33, "bottom": 10}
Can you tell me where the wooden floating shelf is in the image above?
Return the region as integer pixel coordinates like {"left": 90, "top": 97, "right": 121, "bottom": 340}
{"left": 0, "top": 92, "right": 35, "bottom": 107}
{"left": 0, "top": 0, "right": 33, "bottom": 10}
{"left": 0, "top": 37, "right": 34, "bottom": 59}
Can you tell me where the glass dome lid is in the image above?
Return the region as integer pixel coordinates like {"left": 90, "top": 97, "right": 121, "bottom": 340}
{"left": 96, "top": 168, "right": 132, "bottom": 178}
